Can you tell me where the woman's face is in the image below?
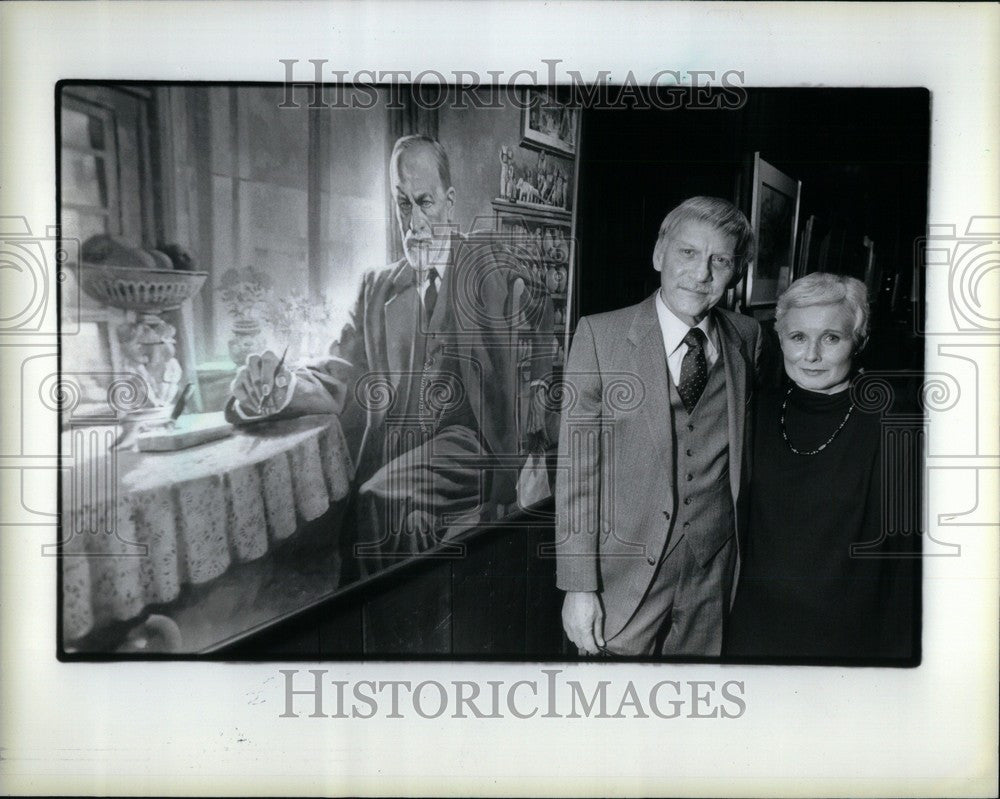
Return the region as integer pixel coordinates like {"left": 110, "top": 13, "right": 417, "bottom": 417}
{"left": 779, "top": 303, "right": 856, "bottom": 393}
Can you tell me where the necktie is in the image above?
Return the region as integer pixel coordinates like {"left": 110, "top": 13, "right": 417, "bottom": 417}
{"left": 423, "top": 268, "right": 439, "bottom": 324}
{"left": 678, "top": 327, "right": 708, "bottom": 413}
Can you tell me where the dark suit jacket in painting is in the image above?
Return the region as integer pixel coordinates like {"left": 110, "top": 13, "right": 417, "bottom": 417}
{"left": 232, "top": 232, "right": 554, "bottom": 508}
{"left": 555, "top": 292, "right": 761, "bottom": 642}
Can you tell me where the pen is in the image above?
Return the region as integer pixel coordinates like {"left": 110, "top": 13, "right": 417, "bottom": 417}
{"left": 170, "top": 382, "right": 193, "bottom": 422}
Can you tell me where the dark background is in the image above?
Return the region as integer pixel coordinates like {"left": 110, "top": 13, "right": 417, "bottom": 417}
{"left": 576, "top": 88, "right": 928, "bottom": 333}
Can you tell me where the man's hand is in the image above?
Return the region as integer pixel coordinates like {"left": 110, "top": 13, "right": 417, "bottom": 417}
{"left": 562, "top": 591, "right": 606, "bottom": 655}
{"left": 524, "top": 382, "right": 552, "bottom": 451}
{"left": 230, "top": 350, "right": 292, "bottom": 417}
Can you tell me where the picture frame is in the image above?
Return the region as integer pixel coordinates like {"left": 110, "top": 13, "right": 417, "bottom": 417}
{"left": 795, "top": 214, "right": 829, "bottom": 278}
{"left": 520, "top": 88, "right": 577, "bottom": 157}
{"left": 863, "top": 235, "right": 881, "bottom": 305}
{"left": 744, "top": 152, "right": 801, "bottom": 307}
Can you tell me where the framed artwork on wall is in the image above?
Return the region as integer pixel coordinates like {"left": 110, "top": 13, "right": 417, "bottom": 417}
{"left": 744, "top": 152, "right": 801, "bottom": 307}
{"left": 796, "top": 214, "right": 830, "bottom": 278}
{"left": 863, "top": 235, "right": 881, "bottom": 304}
{"left": 520, "top": 89, "right": 578, "bottom": 157}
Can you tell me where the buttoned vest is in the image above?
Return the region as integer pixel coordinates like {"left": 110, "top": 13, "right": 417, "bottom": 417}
{"left": 665, "top": 353, "right": 735, "bottom": 566}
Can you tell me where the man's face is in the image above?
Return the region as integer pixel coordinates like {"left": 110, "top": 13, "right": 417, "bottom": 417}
{"left": 654, "top": 218, "right": 738, "bottom": 326}
{"left": 391, "top": 144, "right": 456, "bottom": 271}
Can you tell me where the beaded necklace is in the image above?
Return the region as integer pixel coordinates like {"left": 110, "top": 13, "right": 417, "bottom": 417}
{"left": 780, "top": 386, "right": 854, "bottom": 456}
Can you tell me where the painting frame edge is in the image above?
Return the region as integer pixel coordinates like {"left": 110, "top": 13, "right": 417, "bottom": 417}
{"left": 519, "top": 88, "right": 578, "bottom": 158}
{"left": 744, "top": 152, "right": 802, "bottom": 308}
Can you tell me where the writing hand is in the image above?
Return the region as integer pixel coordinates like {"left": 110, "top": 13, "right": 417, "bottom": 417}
{"left": 230, "top": 350, "right": 292, "bottom": 416}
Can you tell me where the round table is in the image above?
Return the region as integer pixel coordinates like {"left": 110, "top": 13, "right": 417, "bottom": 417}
{"left": 60, "top": 413, "right": 354, "bottom": 644}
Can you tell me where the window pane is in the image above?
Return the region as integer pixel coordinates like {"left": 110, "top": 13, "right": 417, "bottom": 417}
{"left": 62, "top": 207, "right": 109, "bottom": 250}
{"left": 62, "top": 149, "right": 109, "bottom": 207}
{"left": 62, "top": 107, "right": 105, "bottom": 150}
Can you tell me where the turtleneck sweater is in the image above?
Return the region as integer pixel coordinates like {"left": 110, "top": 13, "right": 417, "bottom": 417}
{"left": 725, "top": 381, "right": 916, "bottom": 661}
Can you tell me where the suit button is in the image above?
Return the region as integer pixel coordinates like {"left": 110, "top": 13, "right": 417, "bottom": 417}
{"left": 684, "top": 497, "right": 691, "bottom": 505}
{"left": 687, "top": 424, "right": 694, "bottom": 431}
{"left": 686, "top": 474, "right": 693, "bottom": 481}
{"left": 683, "top": 521, "right": 690, "bottom": 528}
{"left": 686, "top": 448, "right": 693, "bottom": 456}
{"left": 646, "top": 555, "right": 655, "bottom": 565}
{"left": 664, "top": 511, "right": 671, "bottom": 520}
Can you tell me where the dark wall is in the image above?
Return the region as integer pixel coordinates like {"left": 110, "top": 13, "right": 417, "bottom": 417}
{"left": 574, "top": 87, "right": 930, "bottom": 338}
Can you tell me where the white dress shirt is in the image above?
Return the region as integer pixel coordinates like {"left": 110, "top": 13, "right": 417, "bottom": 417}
{"left": 654, "top": 289, "right": 720, "bottom": 387}
{"left": 415, "top": 236, "right": 450, "bottom": 308}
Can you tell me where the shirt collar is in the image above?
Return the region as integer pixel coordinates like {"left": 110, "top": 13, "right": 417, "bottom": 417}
{"left": 412, "top": 235, "right": 452, "bottom": 283}
{"left": 655, "top": 288, "right": 717, "bottom": 356}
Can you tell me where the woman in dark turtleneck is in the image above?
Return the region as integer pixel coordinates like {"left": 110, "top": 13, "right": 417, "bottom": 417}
{"left": 725, "top": 273, "right": 915, "bottom": 661}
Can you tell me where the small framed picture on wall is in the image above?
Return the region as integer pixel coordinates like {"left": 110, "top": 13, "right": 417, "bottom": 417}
{"left": 744, "top": 152, "right": 801, "bottom": 307}
{"left": 520, "top": 89, "right": 578, "bottom": 157}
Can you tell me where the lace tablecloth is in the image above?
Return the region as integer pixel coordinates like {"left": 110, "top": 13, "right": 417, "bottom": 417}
{"left": 61, "top": 414, "right": 354, "bottom": 642}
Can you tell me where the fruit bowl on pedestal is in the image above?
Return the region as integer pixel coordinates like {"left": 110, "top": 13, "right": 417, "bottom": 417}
{"left": 78, "top": 262, "right": 208, "bottom": 313}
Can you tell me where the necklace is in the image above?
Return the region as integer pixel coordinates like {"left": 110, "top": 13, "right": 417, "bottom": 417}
{"left": 780, "top": 386, "right": 854, "bottom": 456}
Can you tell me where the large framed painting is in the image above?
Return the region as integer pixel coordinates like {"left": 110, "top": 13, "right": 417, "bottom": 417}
{"left": 520, "top": 88, "right": 578, "bottom": 157}
{"left": 745, "top": 153, "right": 801, "bottom": 307}
{"left": 55, "top": 81, "right": 583, "bottom": 656}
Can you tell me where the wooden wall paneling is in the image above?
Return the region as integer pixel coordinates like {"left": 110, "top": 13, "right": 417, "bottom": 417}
{"left": 524, "top": 523, "right": 567, "bottom": 657}
{"left": 452, "top": 529, "right": 527, "bottom": 656}
{"left": 316, "top": 597, "right": 365, "bottom": 655}
{"left": 361, "top": 561, "right": 453, "bottom": 655}
{"left": 490, "top": 530, "right": 529, "bottom": 655}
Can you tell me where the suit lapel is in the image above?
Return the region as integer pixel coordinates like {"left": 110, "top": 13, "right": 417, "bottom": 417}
{"left": 715, "top": 311, "right": 747, "bottom": 505}
{"left": 383, "top": 262, "right": 418, "bottom": 384}
{"left": 627, "top": 294, "right": 674, "bottom": 511}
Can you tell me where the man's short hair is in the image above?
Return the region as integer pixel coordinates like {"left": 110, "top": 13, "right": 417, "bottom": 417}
{"left": 390, "top": 134, "right": 453, "bottom": 190}
{"left": 775, "top": 272, "right": 871, "bottom": 349}
{"left": 653, "top": 196, "right": 755, "bottom": 286}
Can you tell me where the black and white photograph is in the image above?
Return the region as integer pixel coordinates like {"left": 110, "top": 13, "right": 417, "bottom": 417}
{"left": 57, "top": 82, "right": 925, "bottom": 663}
{"left": 1, "top": 2, "right": 997, "bottom": 797}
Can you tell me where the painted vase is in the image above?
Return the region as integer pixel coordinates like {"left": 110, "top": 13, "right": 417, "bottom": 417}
{"left": 228, "top": 319, "right": 265, "bottom": 367}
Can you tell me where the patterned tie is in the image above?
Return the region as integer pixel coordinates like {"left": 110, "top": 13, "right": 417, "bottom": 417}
{"left": 423, "top": 268, "right": 439, "bottom": 324}
{"left": 678, "top": 327, "right": 708, "bottom": 413}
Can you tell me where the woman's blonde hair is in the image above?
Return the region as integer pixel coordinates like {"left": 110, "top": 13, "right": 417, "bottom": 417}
{"left": 775, "top": 272, "right": 870, "bottom": 348}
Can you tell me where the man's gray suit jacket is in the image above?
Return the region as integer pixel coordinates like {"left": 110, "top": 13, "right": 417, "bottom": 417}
{"left": 554, "top": 292, "right": 761, "bottom": 640}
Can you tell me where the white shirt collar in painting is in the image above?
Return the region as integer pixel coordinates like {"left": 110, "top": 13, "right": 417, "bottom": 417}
{"left": 413, "top": 235, "right": 451, "bottom": 302}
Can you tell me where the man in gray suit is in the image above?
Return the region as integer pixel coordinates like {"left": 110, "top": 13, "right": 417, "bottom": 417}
{"left": 556, "top": 196, "right": 760, "bottom": 657}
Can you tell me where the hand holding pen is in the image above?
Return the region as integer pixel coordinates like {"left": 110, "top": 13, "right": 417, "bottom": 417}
{"left": 230, "top": 346, "right": 291, "bottom": 417}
